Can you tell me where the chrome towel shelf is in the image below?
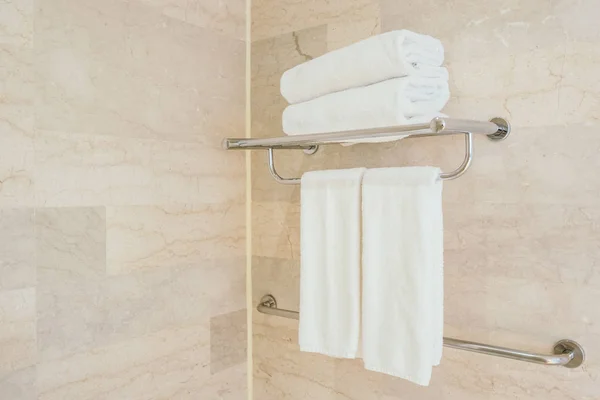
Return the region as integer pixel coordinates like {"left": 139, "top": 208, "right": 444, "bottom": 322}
{"left": 223, "top": 117, "right": 511, "bottom": 184}
{"left": 257, "top": 294, "right": 585, "bottom": 368}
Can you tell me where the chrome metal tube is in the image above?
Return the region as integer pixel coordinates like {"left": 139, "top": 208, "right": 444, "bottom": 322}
{"left": 223, "top": 117, "right": 505, "bottom": 150}
{"left": 443, "top": 338, "right": 572, "bottom": 366}
{"left": 430, "top": 117, "right": 499, "bottom": 135}
{"left": 267, "top": 148, "right": 300, "bottom": 185}
{"left": 256, "top": 295, "right": 585, "bottom": 368}
{"left": 266, "top": 133, "right": 474, "bottom": 184}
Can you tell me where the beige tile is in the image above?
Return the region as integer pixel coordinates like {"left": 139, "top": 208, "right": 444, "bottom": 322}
{"left": 252, "top": 256, "right": 300, "bottom": 312}
{"left": 253, "top": 201, "right": 300, "bottom": 260}
{"left": 333, "top": 357, "right": 445, "bottom": 400}
{"left": 252, "top": 0, "right": 378, "bottom": 42}
{"left": 37, "top": 325, "right": 212, "bottom": 400}
{"left": 0, "top": 45, "right": 35, "bottom": 207}
{"left": 443, "top": 203, "right": 600, "bottom": 285}
{"left": 106, "top": 203, "right": 245, "bottom": 275}
{"left": 251, "top": 26, "right": 327, "bottom": 202}
{"left": 327, "top": 17, "right": 381, "bottom": 52}
{"left": 0, "top": 0, "right": 33, "bottom": 47}
{"left": 187, "top": 362, "right": 247, "bottom": 400}
{"left": 36, "top": 207, "right": 106, "bottom": 360}
{"left": 35, "top": 208, "right": 243, "bottom": 361}
{"left": 445, "top": 275, "right": 600, "bottom": 340}
{"left": 39, "top": 250, "right": 245, "bottom": 360}
{"left": 441, "top": 125, "right": 600, "bottom": 206}
{"left": 0, "top": 45, "right": 33, "bottom": 103}
{"left": 35, "top": 0, "right": 245, "bottom": 142}
{"left": 210, "top": 309, "right": 247, "bottom": 374}
{"left": 253, "top": 317, "right": 338, "bottom": 400}
{"left": 0, "top": 209, "right": 35, "bottom": 291}
{"left": 37, "top": 208, "right": 245, "bottom": 359}
{"left": 0, "top": 288, "right": 36, "bottom": 376}
{"left": 0, "top": 366, "right": 36, "bottom": 400}
{"left": 166, "top": 259, "right": 247, "bottom": 327}
{"left": 34, "top": 130, "right": 245, "bottom": 207}
{"left": 136, "top": 0, "right": 246, "bottom": 40}
{"left": 36, "top": 207, "right": 106, "bottom": 277}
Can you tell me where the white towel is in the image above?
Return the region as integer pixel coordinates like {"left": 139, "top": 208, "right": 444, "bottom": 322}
{"left": 362, "top": 167, "right": 444, "bottom": 386}
{"left": 281, "top": 30, "right": 445, "bottom": 104}
{"left": 299, "top": 168, "right": 366, "bottom": 358}
{"left": 282, "top": 77, "right": 450, "bottom": 139}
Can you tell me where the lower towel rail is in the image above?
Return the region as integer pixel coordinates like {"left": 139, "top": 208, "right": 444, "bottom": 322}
{"left": 257, "top": 294, "right": 585, "bottom": 368}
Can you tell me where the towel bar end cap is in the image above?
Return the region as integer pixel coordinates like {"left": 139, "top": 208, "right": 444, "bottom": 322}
{"left": 554, "top": 339, "right": 585, "bottom": 368}
{"left": 303, "top": 146, "right": 319, "bottom": 155}
{"left": 259, "top": 294, "right": 277, "bottom": 309}
{"left": 487, "top": 117, "right": 511, "bottom": 141}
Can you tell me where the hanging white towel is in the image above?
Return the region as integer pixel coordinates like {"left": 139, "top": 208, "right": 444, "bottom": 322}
{"left": 281, "top": 30, "right": 445, "bottom": 104}
{"left": 362, "top": 167, "right": 444, "bottom": 386}
{"left": 299, "top": 168, "right": 366, "bottom": 358}
{"left": 282, "top": 76, "right": 449, "bottom": 138}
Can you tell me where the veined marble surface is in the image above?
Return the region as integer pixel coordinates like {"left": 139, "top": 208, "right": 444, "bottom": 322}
{"left": 0, "top": 0, "right": 247, "bottom": 398}
{"left": 251, "top": 0, "right": 600, "bottom": 399}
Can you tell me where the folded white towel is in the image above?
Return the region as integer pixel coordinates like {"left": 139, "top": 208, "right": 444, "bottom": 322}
{"left": 362, "top": 167, "right": 444, "bottom": 386}
{"left": 282, "top": 76, "right": 450, "bottom": 140}
{"left": 299, "top": 168, "right": 366, "bottom": 359}
{"left": 281, "top": 30, "right": 445, "bottom": 104}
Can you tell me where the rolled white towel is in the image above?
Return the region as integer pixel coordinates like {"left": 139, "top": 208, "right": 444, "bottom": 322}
{"left": 282, "top": 76, "right": 450, "bottom": 142}
{"left": 281, "top": 30, "right": 445, "bottom": 104}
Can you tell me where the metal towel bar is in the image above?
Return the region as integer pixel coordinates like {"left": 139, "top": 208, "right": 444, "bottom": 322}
{"left": 223, "top": 117, "right": 510, "bottom": 184}
{"left": 257, "top": 294, "right": 585, "bottom": 368}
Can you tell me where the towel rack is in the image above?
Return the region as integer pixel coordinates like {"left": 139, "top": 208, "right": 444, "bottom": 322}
{"left": 256, "top": 294, "right": 585, "bottom": 368}
{"left": 223, "top": 117, "right": 511, "bottom": 184}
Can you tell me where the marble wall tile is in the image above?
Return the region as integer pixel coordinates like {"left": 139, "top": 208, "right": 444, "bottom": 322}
{"left": 0, "top": 45, "right": 35, "bottom": 207}
{"left": 252, "top": 256, "right": 300, "bottom": 311}
{"left": 36, "top": 205, "right": 246, "bottom": 377}
{"left": 0, "top": 288, "right": 36, "bottom": 376}
{"left": 1, "top": 0, "right": 247, "bottom": 396}
{"left": 135, "top": 0, "right": 246, "bottom": 40}
{"left": 37, "top": 324, "right": 212, "bottom": 400}
{"left": 443, "top": 203, "right": 600, "bottom": 285}
{"left": 253, "top": 202, "right": 300, "bottom": 260}
{"left": 34, "top": 130, "right": 245, "bottom": 207}
{"left": 252, "top": 0, "right": 378, "bottom": 42}
{"left": 327, "top": 16, "right": 381, "bottom": 52}
{"left": 210, "top": 309, "right": 247, "bottom": 374}
{"left": 35, "top": 207, "right": 106, "bottom": 277}
{"left": 333, "top": 357, "right": 445, "bottom": 400}
{"left": 253, "top": 316, "right": 338, "bottom": 400}
{"left": 0, "top": 0, "right": 33, "bottom": 47}
{"left": 106, "top": 204, "right": 245, "bottom": 275}
{"left": 35, "top": 0, "right": 245, "bottom": 142}
{"left": 37, "top": 212, "right": 244, "bottom": 358}
{"left": 166, "top": 260, "right": 247, "bottom": 333}
{"left": 36, "top": 207, "right": 107, "bottom": 360}
{"left": 194, "top": 362, "right": 247, "bottom": 400}
{"left": 0, "top": 366, "right": 36, "bottom": 400}
{"left": 0, "top": 209, "right": 35, "bottom": 291}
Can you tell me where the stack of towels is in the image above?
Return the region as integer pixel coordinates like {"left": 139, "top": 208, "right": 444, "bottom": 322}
{"left": 291, "top": 30, "right": 447, "bottom": 386}
{"left": 281, "top": 30, "right": 449, "bottom": 142}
